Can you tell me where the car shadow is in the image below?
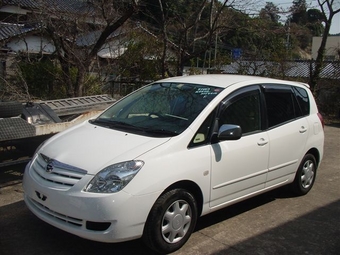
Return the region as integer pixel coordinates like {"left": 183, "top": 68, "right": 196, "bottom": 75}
{"left": 208, "top": 199, "right": 340, "bottom": 255}
{"left": 0, "top": 200, "right": 158, "bottom": 255}
{"left": 195, "top": 187, "right": 291, "bottom": 231}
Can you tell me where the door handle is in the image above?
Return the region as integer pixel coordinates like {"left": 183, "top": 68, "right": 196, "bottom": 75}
{"left": 257, "top": 138, "right": 268, "bottom": 146}
{"left": 299, "top": 126, "right": 307, "bottom": 133}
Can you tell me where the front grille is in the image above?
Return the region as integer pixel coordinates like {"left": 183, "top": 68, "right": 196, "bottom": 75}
{"left": 31, "top": 153, "right": 87, "bottom": 190}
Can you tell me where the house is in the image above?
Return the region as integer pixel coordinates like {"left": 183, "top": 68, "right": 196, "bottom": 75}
{"left": 1, "top": 0, "right": 185, "bottom": 99}
{"left": 0, "top": 0, "right": 129, "bottom": 80}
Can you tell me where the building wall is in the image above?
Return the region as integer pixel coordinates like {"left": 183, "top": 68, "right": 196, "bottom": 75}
{"left": 7, "top": 35, "right": 55, "bottom": 54}
{"left": 0, "top": 5, "right": 29, "bottom": 15}
{"left": 312, "top": 36, "right": 340, "bottom": 60}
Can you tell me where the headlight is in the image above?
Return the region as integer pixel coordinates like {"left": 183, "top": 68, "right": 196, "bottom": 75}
{"left": 85, "top": 160, "right": 144, "bottom": 193}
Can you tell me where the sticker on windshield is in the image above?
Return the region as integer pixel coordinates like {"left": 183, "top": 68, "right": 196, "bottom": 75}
{"left": 195, "top": 87, "right": 222, "bottom": 96}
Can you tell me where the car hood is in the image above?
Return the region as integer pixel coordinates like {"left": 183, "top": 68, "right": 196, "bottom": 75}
{"left": 39, "top": 121, "right": 171, "bottom": 175}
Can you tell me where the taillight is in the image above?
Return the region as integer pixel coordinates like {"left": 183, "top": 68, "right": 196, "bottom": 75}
{"left": 317, "top": 112, "right": 324, "bottom": 129}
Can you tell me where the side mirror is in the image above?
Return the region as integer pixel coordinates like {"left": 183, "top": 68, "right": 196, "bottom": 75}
{"left": 218, "top": 124, "right": 242, "bottom": 141}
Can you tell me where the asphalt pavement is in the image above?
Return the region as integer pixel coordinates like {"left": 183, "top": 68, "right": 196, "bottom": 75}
{"left": 0, "top": 124, "right": 339, "bottom": 255}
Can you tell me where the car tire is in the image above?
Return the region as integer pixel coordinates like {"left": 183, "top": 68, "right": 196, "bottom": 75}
{"left": 0, "top": 101, "right": 23, "bottom": 118}
{"left": 291, "top": 154, "right": 317, "bottom": 196}
{"left": 143, "top": 188, "right": 198, "bottom": 254}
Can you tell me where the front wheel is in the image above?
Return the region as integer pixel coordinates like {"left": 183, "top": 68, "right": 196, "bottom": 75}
{"left": 291, "top": 154, "right": 317, "bottom": 196}
{"left": 143, "top": 189, "right": 198, "bottom": 254}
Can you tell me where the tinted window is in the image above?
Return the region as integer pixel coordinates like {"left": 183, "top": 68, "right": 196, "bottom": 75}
{"left": 264, "top": 86, "right": 298, "bottom": 128}
{"left": 220, "top": 91, "right": 261, "bottom": 134}
{"left": 293, "top": 86, "right": 310, "bottom": 116}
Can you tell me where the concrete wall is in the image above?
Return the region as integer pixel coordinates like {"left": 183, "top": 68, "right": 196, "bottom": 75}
{"left": 312, "top": 36, "right": 340, "bottom": 60}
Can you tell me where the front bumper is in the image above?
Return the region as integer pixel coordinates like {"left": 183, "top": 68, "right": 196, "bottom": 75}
{"left": 22, "top": 162, "right": 159, "bottom": 243}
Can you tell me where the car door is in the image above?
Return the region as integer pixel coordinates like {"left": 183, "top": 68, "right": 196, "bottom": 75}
{"left": 209, "top": 86, "right": 269, "bottom": 208}
{"left": 263, "top": 84, "right": 309, "bottom": 187}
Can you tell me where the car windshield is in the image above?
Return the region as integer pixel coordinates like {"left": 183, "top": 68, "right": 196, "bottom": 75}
{"left": 91, "top": 82, "right": 223, "bottom": 137}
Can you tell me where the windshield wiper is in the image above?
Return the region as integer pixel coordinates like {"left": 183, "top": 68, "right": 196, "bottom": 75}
{"left": 110, "top": 120, "right": 136, "bottom": 127}
{"left": 144, "top": 128, "right": 178, "bottom": 137}
{"left": 90, "top": 119, "right": 140, "bottom": 129}
{"left": 90, "top": 119, "right": 178, "bottom": 136}
{"left": 89, "top": 119, "right": 110, "bottom": 126}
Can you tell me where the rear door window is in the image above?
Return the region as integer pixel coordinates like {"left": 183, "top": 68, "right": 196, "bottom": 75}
{"left": 263, "top": 84, "right": 303, "bottom": 128}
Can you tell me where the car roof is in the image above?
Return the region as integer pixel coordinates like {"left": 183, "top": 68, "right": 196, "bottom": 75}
{"left": 156, "top": 74, "right": 309, "bottom": 89}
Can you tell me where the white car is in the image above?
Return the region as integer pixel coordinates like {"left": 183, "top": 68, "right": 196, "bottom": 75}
{"left": 23, "top": 75, "right": 324, "bottom": 254}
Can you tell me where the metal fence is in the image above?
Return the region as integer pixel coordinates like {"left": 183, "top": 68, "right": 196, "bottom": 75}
{"left": 221, "top": 60, "right": 340, "bottom": 117}
{"left": 221, "top": 60, "right": 340, "bottom": 81}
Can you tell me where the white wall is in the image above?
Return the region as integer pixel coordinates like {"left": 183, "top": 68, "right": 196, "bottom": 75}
{"left": 0, "top": 5, "right": 29, "bottom": 15}
{"left": 7, "top": 35, "right": 55, "bottom": 54}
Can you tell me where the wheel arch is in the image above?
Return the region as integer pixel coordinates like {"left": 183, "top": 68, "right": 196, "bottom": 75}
{"left": 161, "top": 180, "right": 204, "bottom": 217}
{"left": 306, "top": 147, "right": 321, "bottom": 167}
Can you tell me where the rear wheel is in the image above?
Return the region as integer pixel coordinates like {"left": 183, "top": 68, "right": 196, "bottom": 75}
{"left": 291, "top": 154, "right": 317, "bottom": 195}
{"left": 143, "top": 188, "right": 197, "bottom": 254}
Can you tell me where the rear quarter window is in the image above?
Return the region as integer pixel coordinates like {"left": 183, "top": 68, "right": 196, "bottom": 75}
{"left": 293, "top": 86, "right": 310, "bottom": 116}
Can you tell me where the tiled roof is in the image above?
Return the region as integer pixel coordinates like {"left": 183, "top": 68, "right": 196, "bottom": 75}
{"left": 2, "top": 0, "right": 93, "bottom": 14}
{"left": 76, "top": 29, "right": 124, "bottom": 47}
{"left": 2, "top": 0, "right": 39, "bottom": 9}
{"left": 0, "top": 23, "right": 37, "bottom": 41}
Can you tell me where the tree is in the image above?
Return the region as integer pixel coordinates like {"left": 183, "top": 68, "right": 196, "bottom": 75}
{"left": 139, "top": 0, "right": 253, "bottom": 76}
{"left": 307, "top": 9, "right": 325, "bottom": 36}
{"left": 289, "top": 0, "right": 308, "bottom": 25}
{"left": 287, "top": 0, "right": 322, "bottom": 51}
{"left": 141, "top": 0, "right": 214, "bottom": 76}
{"left": 221, "top": 7, "right": 288, "bottom": 61}
{"left": 38, "top": 0, "right": 140, "bottom": 97}
{"left": 259, "top": 2, "right": 281, "bottom": 24}
{"left": 310, "top": 0, "right": 340, "bottom": 91}
{"left": 115, "top": 24, "right": 164, "bottom": 86}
